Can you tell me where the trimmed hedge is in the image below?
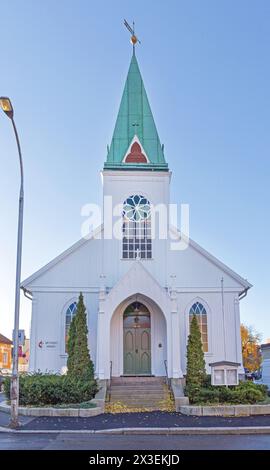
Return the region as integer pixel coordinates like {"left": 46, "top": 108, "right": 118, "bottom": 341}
{"left": 4, "top": 373, "right": 98, "bottom": 407}
{"left": 185, "top": 378, "right": 268, "bottom": 405}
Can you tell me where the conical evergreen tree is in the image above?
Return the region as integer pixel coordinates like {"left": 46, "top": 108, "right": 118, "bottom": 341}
{"left": 67, "top": 293, "right": 94, "bottom": 380}
{"left": 66, "top": 313, "right": 76, "bottom": 373}
{"left": 186, "top": 314, "right": 206, "bottom": 394}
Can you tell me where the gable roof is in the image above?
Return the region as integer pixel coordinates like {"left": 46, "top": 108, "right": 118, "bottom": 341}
{"left": 21, "top": 223, "right": 251, "bottom": 292}
{"left": 0, "top": 333, "right": 12, "bottom": 345}
{"left": 21, "top": 225, "right": 103, "bottom": 289}
{"left": 209, "top": 361, "right": 241, "bottom": 367}
{"left": 104, "top": 52, "right": 168, "bottom": 171}
{"left": 170, "top": 226, "right": 252, "bottom": 290}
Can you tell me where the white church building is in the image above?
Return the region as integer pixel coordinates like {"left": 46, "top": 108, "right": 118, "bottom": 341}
{"left": 22, "top": 49, "right": 251, "bottom": 383}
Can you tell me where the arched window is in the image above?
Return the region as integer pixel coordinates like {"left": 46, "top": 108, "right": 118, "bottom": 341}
{"left": 122, "top": 195, "right": 152, "bottom": 259}
{"left": 189, "top": 302, "right": 208, "bottom": 352}
{"left": 123, "top": 302, "right": 151, "bottom": 328}
{"left": 65, "top": 302, "right": 77, "bottom": 352}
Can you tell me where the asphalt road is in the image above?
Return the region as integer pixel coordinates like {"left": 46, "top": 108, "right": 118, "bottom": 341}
{"left": 0, "top": 432, "right": 270, "bottom": 450}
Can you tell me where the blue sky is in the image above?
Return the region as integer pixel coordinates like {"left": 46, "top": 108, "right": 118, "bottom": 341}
{"left": 0, "top": 0, "right": 269, "bottom": 341}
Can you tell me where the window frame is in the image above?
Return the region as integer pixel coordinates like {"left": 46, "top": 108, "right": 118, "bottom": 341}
{"left": 64, "top": 301, "right": 78, "bottom": 353}
{"left": 122, "top": 195, "right": 152, "bottom": 260}
{"left": 186, "top": 299, "right": 211, "bottom": 354}
{"left": 61, "top": 298, "right": 89, "bottom": 357}
{"left": 2, "top": 351, "right": 8, "bottom": 366}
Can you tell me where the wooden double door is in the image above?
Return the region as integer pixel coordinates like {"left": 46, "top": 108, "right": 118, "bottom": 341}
{"left": 123, "top": 302, "right": 151, "bottom": 375}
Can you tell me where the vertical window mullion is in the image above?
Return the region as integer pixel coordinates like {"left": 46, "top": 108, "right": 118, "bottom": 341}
{"left": 189, "top": 302, "right": 208, "bottom": 352}
{"left": 122, "top": 195, "right": 152, "bottom": 259}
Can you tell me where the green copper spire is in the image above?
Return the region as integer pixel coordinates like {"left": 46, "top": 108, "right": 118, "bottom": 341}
{"left": 104, "top": 52, "right": 168, "bottom": 171}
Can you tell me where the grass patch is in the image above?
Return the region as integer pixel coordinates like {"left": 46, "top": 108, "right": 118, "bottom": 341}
{"left": 5, "top": 400, "right": 96, "bottom": 409}
{"left": 53, "top": 401, "right": 96, "bottom": 409}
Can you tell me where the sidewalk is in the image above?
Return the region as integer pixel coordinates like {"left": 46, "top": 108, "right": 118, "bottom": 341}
{"left": 1, "top": 409, "right": 270, "bottom": 433}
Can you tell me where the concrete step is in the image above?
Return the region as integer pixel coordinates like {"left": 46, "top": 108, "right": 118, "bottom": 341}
{"left": 110, "top": 382, "right": 166, "bottom": 386}
{"left": 111, "top": 377, "right": 166, "bottom": 384}
{"left": 110, "top": 400, "right": 168, "bottom": 408}
{"left": 118, "top": 405, "right": 163, "bottom": 410}
{"left": 110, "top": 387, "right": 165, "bottom": 392}
{"left": 110, "top": 399, "right": 169, "bottom": 405}
{"left": 110, "top": 392, "right": 167, "bottom": 398}
{"left": 108, "top": 376, "right": 174, "bottom": 411}
{"left": 110, "top": 384, "right": 165, "bottom": 389}
{"left": 111, "top": 384, "right": 165, "bottom": 388}
{"left": 110, "top": 390, "right": 168, "bottom": 396}
{"left": 111, "top": 380, "right": 165, "bottom": 384}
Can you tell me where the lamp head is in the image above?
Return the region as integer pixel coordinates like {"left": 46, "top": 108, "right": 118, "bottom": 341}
{"left": 0, "top": 97, "right": 13, "bottom": 119}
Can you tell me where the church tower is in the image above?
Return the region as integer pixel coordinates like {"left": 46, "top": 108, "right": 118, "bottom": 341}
{"left": 102, "top": 50, "right": 171, "bottom": 287}
{"left": 104, "top": 51, "right": 168, "bottom": 171}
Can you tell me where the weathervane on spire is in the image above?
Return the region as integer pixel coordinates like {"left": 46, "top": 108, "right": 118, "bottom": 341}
{"left": 124, "top": 19, "right": 141, "bottom": 53}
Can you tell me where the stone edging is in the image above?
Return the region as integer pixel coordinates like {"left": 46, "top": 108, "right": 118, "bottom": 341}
{"left": 0, "top": 401, "right": 102, "bottom": 417}
{"left": 180, "top": 404, "right": 270, "bottom": 416}
{"left": 2, "top": 426, "right": 270, "bottom": 435}
{"left": 0, "top": 380, "right": 107, "bottom": 418}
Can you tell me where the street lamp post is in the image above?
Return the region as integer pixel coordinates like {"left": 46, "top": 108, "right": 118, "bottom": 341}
{"left": 0, "top": 97, "right": 24, "bottom": 429}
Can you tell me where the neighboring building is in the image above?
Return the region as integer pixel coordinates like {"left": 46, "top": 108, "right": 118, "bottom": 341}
{"left": 22, "top": 48, "right": 251, "bottom": 382}
{"left": 18, "top": 338, "right": 30, "bottom": 372}
{"left": 261, "top": 343, "right": 270, "bottom": 388}
{"left": 0, "top": 333, "right": 12, "bottom": 371}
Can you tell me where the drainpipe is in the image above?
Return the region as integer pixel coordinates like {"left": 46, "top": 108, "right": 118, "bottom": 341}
{"left": 239, "top": 286, "right": 250, "bottom": 301}
{"left": 21, "top": 286, "right": 33, "bottom": 301}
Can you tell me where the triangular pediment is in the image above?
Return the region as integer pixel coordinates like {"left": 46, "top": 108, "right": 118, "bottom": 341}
{"left": 105, "top": 260, "right": 170, "bottom": 318}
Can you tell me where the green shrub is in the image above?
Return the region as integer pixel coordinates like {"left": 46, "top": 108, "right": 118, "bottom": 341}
{"left": 193, "top": 387, "right": 220, "bottom": 404}
{"left": 184, "top": 384, "right": 200, "bottom": 403}
{"left": 229, "top": 381, "right": 267, "bottom": 404}
{"left": 202, "top": 374, "right": 212, "bottom": 388}
{"left": 186, "top": 380, "right": 267, "bottom": 405}
{"left": 4, "top": 373, "right": 98, "bottom": 407}
{"left": 3, "top": 376, "right": 10, "bottom": 398}
{"left": 218, "top": 386, "right": 234, "bottom": 403}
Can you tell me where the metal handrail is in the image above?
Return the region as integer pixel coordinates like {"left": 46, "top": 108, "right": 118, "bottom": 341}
{"left": 164, "top": 359, "right": 173, "bottom": 396}
{"left": 108, "top": 361, "right": 113, "bottom": 402}
{"left": 164, "top": 359, "right": 168, "bottom": 384}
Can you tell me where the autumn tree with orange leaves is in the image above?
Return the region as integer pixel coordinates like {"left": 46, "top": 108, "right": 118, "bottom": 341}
{"left": 241, "top": 324, "right": 262, "bottom": 372}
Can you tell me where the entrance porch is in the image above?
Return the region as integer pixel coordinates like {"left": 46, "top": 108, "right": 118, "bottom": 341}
{"left": 95, "top": 260, "right": 183, "bottom": 380}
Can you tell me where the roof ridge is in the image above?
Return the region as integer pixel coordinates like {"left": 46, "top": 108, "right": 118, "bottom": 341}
{"left": 0, "top": 333, "right": 12, "bottom": 344}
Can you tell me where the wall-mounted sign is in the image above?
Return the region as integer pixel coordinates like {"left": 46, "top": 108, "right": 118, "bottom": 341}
{"left": 13, "top": 329, "right": 25, "bottom": 346}
{"left": 45, "top": 341, "right": 58, "bottom": 349}
{"left": 38, "top": 340, "right": 58, "bottom": 350}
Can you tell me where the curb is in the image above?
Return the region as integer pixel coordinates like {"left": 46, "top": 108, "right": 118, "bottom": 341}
{"left": 1, "top": 426, "right": 270, "bottom": 435}
{"left": 0, "top": 426, "right": 13, "bottom": 433}
{"left": 179, "top": 404, "right": 270, "bottom": 417}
